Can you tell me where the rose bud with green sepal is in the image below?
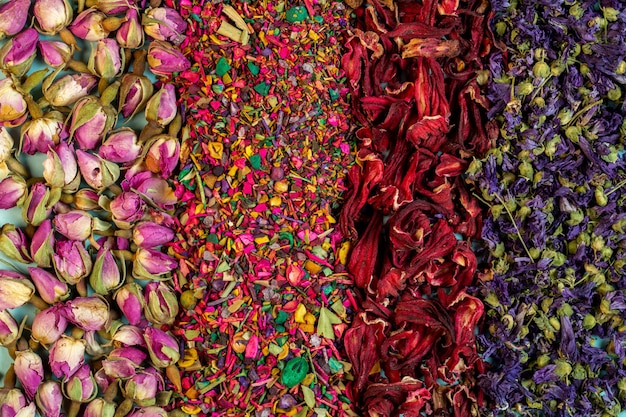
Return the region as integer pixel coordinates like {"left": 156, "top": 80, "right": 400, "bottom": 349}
{"left": 48, "top": 336, "right": 85, "bottom": 378}
{"left": 133, "top": 247, "right": 177, "bottom": 280}
{"left": 0, "top": 224, "right": 31, "bottom": 264}
{"left": 31, "top": 305, "right": 68, "bottom": 345}
{"left": 28, "top": 267, "right": 70, "bottom": 305}
{"left": 126, "top": 171, "right": 177, "bottom": 210}
{"left": 74, "top": 188, "right": 100, "bottom": 211}
{"left": 144, "top": 282, "right": 178, "bottom": 326}
{"left": 114, "top": 282, "right": 145, "bottom": 326}
{"left": 42, "top": 69, "right": 98, "bottom": 107}
{"left": 43, "top": 142, "right": 80, "bottom": 192}
{"left": 54, "top": 210, "right": 93, "bottom": 241}
{"left": 53, "top": 239, "right": 92, "bottom": 284}
{"left": 69, "top": 8, "right": 109, "bottom": 41}
{"left": 35, "top": 381, "right": 63, "bottom": 417}
{"left": 123, "top": 367, "right": 163, "bottom": 407}
{"left": 0, "top": 388, "right": 37, "bottom": 417}
{"left": 89, "top": 246, "right": 123, "bottom": 295}
{"left": 102, "top": 346, "right": 147, "bottom": 379}
{"left": 145, "top": 83, "right": 177, "bottom": 127}
{"left": 22, "top": 182, "right": 56, "bottom": 226}
{"left": 133, "top": 221, "right": 174, "bottom": 248}
{"left": 0, "top": 77, "right": 28, "bottom": 127}
{"left": 0, "top": 0, "right": 30, "bottom": 39}
{"left": 119, "top": 67, "right": 153, "bottom": 120}
{"left": 62, "top": 364, "right": 97, "bottom": 403}
{"left": 145, "top": 134, "right": 180, "bottom": 178}
{"left": 30, "top": 219, "right": 54, "bottom": 268}
{"left": 99, "top": 128, "right": 142, "bottom": 164}
{"left": 127, "top": 407, "right": 168, "bottom": 417}
{"left": 88, "top": 0, "right": 134, "bottom": 14}
{"left": 14, "top": 349, "right": 44, "bottom": 400}
{"left": 112, "top": 325, "right": 147, "bottom": 348}
{"left": 0, "top": 176, "right": 27, "bottom": 209}
{"left": 143, "top": 7, "right": 188, "bottom": 45}
{"left": 84, "top": 398, "right": 115, "bottom": 417}
{"left": 20, "top": 111, "right": 68, "bottom": 155}
{"left": 0, "top": 310, "right": 20, "bottom": 347}
{"left": 69, "top": 95, "right": 117, "bottom": 150}
{"left": 0, "top": 28, "right": 38, "bottom": 77}
{"left": 117, "top": 8, "right": 144, "bottom": 49}
{"left": 110, "top": 191, "right": 146, "bottom": 229}
{"left": 88, "top": 38, "right": 125, "bottom": 80}
{"left": 143, "top": 326, "right": 180, "bottom": 368}
{"left": 0, "top": 270, "right": 35, "bottom": 310}
{"left": 147, "top": 40, "right": 190, "bottom": 76}
{"left": 38, "top": 40, "right": 72, "bottom": 69}
{"left": 64, "top": 296, "right": 110, "bottom": 332}
{"left": 33, "top": 0, "right": 73, "bottom": 36}
{"left": 76, "top": 150, "right": 120, "bottom": 192}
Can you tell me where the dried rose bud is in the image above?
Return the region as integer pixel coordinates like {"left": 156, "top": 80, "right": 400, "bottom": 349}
{"left": 88, "top": 38, "right": 125, "bottom": 79}
{"left": 0, "top": 309, "right": 20, "bottom": 346}
{"left": 20, "top": 111, "right": 68, "bottom": 155}
{"left": 127, "top": 407, "right": 168, "bottom": 417}
{"left": 34, "top": 0, "right": 73, "bottom": 35}
{"left": 0, "top": 176, "right": 27, "bottom": 209}
{"left": 70, "top": 8, "right": 109, "bottom": 41}
{"left": 145, "top": 134, "right": 180, "bottom": 178}
{"left": 143, "top": 326, "right": 180, "bottom": 368}
{"left": 49, "top": 336, "right": 86, "bottom": 378}
{"left": 74, "top": 188, "right": 100, "bottom": 210}
{"left": 144, "top": 282, "right": 178, "bottom": 326}
{"left": 102, "top": 346, "right": 147, "bottom": 378}
{"left": 133, "top": 247, "right": 177, "bottom": 280}
{"left": 31, "top": 305, "right": 68, "bottom": 345}
{"left": 143, "top": 7, "right": 188, "bottom": 45}
{"left": 84, "top": 398, "right": 116, "bottom": 417}
{"left": 145, "top": 83, "right": 177, "bottom": 127}
{"left": 54, "top": 210, "right": 93, "bottom": 241}
{"left": 126, "top": 171, "right": 177, "bottom": 210}
{"left": 0, "top": 77, "right": 28, "bottom": 127}
{"left": 115, "top": 282, "right": 144, "bottom": 326}
{"left": 0, "top": 388, "right": 37, "bottom": 417}
{"left": 62, "top": 364, "right": 97, "bottom": 403}
{"left": 30, "top": 219, "right": 54, "bottom": 267}
{"left": 38, "top": 40, "right": 72, "bottom": 68}
{"left": 22, "top": 182, "right": 54, "bottom": 226}
{"left": 89, "top": 247, "right": 122, "bottom": 295}
{"left": 0, "top": 126, "right": 13, "bottom": 164}
{"left": 14, "top": 350, "right": 44, "bottom": 400}
{"left": 117, "top": 8, "right": 143, "bottom": 49}
{"left": 42, "top": 142, "right": 80, "bottom": 192}
{"left": 124, "top": 367, "right": 163, "bottom": 406}
{"left": 133, "top": 222, "right": 174, "bottom": 248}
{"left": 110, "top": 191, "right": 146, "bottom": 229}
{"left": 119, "top": 73, "right": 153, "bottom": 120}
{"left": 76, "top": 150, "right": 120, "bottom": 191}
{"left": 53, "top": 239, "right": 93, "bottom": 284}
{"left": 28, "top": 266, "right": 70, "bottom": 304}
{"left": 147, "top": 40, "right": 190, "bottom": 76}
{"left": 69, "top": 96, "right": 117, "bottom": 150}
{"left": 0, "top": 270, "right": 35, "bottom": 310}
{"left": 90, "top": 0, "right": 133, "bottom": 14}
{"left": 64, "top": 296, "right": 110, "bottom": 331}
{"left": 35, "top": 381, "right": 63, "bottom": 417}
{"left": 0, "top": 28, "right": 38, "bottom": 77}
{"left": 0, "top": 0, "right": 30, "bottom": 39}
{"left": 43, "top": 71, "right": 98, "bottom": 107}
{"left": 100, "top": 128, "right": 142, "bottom": 163}
{"left": 0, "top": 224, "right": 30, "bottom": 264}
{"left": 112, "top": 325, "right": 147, "bottom": 347}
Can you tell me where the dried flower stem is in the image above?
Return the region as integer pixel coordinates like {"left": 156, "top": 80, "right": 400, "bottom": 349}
{"left": 493, "top": 193, "right": 534, "bottom": 261}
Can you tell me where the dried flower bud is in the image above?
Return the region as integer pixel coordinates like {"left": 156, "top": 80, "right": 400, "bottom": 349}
{"left": 0, "top": 28, "right": 38, "bottom": 77}
{"left": 90, "top": 0, "right": 133, "bottom": 14}
{"left": 0, "top": 0, "right": 30, "bottom": 39}
{"left": 65, "top": 295, "right": 110, "bottom": 331}
{"left": 76, "top": 150, "right": 121, "bottom": 191}
{"left": 127, "top": 407, "right": 168, "bottom": 417}
{"left": 0, "top": 388, "right": 37, "bottom": 417}
{"left": 34, "top": 0, "right": 73, "bottom": 35}
{"left": 0, "top": 176, "right": 27, "bottom": 209}
{"left": 88, "top": 38, "right": 125, "bottom": 79}
{"left": 133, "top": 247, "right": 177, "bottom": 280}
{"left": 0, "top": 126, "right": 13, "bottom": 164}
{"left": 119, "top": 74, "right": 154, "bottom": 120}
{"left": 102, "top": 346, "right": 147, "bottom": 378}
{"left": 0, "top": 224, "right": 30, "bottom": 264}
{"left": 29, "top": 266, "right": 70, "bottom": 304}
{"left": 0, "top": 77, "right": 28, "bottom": 127}
{"left": 22, "top": 182, "right": 55, "bottom": 226}
{"left": 115, "top": 282, "right": 145, "bottom": 326}
{"left": 38, "top": 40, "right": 72, "bottom": 68}
{"left": 90, "top": 247, "right": 122, "bottom": 295}
{"left": 53, "top": 239, "right": 93, "bottom": 284}
{"left": 43, "top": 71, "right": 98, "bottom": 107}
{"left": 126, "top": 171, "right": 177, "bottom": 210}
{"left": 31, "top": 305, "right": 68, "bottom": 345}
{"left": 0, "top": 309, "right": 20, "bottom": 346}
{"left": 147, "top": 40, "right": 190, "bottom": 76}
{"left": 29, "top": 219, "right": 54, "bottom": 267}
{"left": 70, "top": 8, "right": 110, "bottom": 41}
{"left": 143, "top": 7, "right": 188, "bottom": 45}
{"left": 14, "top": 350, "right": 44, "bottom": 400}
{"left": 144, "top": 282, "right": 178, "bottom": 326}
{"left": 20, "top": 111, "right": 69, "bottom": 156}
{"left": 124, "top": 367, "right": 163, "bottom": 406}
{"left": 35, "top": 381, "right": 64, "bottom": 417}
{"left": 143, "top": 326, "right": 180, "bottom": 368}
{"left": 145, "top": 134, "right": 180, "bottom": 178}
{"left": 145, "top": 83, "right": 177, "bottom": 127}
{"left": 49, "top": 336, "right": 85, "bottom": 378}
{"left": 84, "top": 398, "right": 116, "bottom": 417}
{"left": 117, "top": 8, "right": 144, "bottom": 49}
{"left": 110, "top": 191, "right": 146, "bottom": 229}
{"left": 69, "top": 96, "right": 117, "bottom": 150}
{"left": 74, "top": 188, "right": 100, "bottom": 210}
{"left": 54, "top": 210, "right": 93, "bottom": 241}
{"left": 62, "top": 364, "right": 97, "bottom": 403}
{"left": 0, "top": 270, "right": 35, "bottom": 310}
{"left": 100, "top": 128, "right": 142, "bottom": 163}
{"left": 133, "top": 221, "right": 174, "bottom": 248}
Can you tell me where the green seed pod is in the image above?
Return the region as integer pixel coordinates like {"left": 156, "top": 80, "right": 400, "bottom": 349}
{"left": 549, "top": 317, "right": 561, "bottom": 331}
{"left": 608, "top": 87, "right": 622, "bottom": 101}
{"left": 583, "top": 314, "right": 596, "bottom": 330}
{"left": 554, "top": 360, "right": 572, "bottom": 378}
{"left": 532, "top": 61, "right": 551, "bottom": 78}
{"left": 565, "top": 125, "right": 581, "bottom": 142}
{"left": 572, "top": 364, "right": 587, "bottom": 380}
{"left": 532, "top": 96, "right": 546, "bottom": 108}
{"left": 517, "top": 81, "right": 534, "bottom": 96}
{"left": 536, "top": 354, "right": 551, "bottom": 368}
{"left": 569, "top": 3, "right": 584, "bottom": 19}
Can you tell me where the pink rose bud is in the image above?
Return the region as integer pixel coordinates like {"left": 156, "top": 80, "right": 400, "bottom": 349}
{"left": 133, "top": 247, "right": 177, "bottom": 280}
{"left": 0, "top": 77, "right": 27, "bottom": 127}
{"left": 91, "top": 0, "right": 133, "bottom": 14}
{"left": 94, "top": 367, "right": 113, "bottom": 393}
{"left": 111, "top": 325, "right": 147, "bottom": 347}
{"left": 133, "top": 222, "right": 174, "bottom": 248}
{"left": 64, "top": 296, "right": 110, "bottom": 331}
{"left": 89, "top": 246, "right": 122, "bottom": 295}
{"left": 0, "top": 0, "right": 30, "bottom": 39}
{"left": 143, "top": 7, "right": 188, "bottom": 45}
{"left": 144, "top": 281, "right": 179, "bottom": 326}
{"left": 43, "top": 142, "right": 79, "bottom": 191}
{"left": 145, "top": 83, "right": 177, "bottom": 127}
{"left": 127, "top": 407, "right": 168, "bottom": 417}
{"left": 30, "top": 219, "right": 54, "bottom": 268}
{"left": 76, "top": 150, "right": 120, "bottom": 191}
{"left": 143, "top": 326, "right": 180, "bottom": 368}
{"left": 0, "top": 309, "right": 19, "bottom": 346}
{"left": 74, "top": 188, "right": 100, "bottom": 211}
{"left": 69, "top": 8, "right": 109, "bottom": 41}
{"left": 0, "top": 224, "right": 30, "bottom": 264}
{"left": 145, "top": 135, "right": 180, "bottom": 178}
{"left": 88, "top": 38, "right": 125, "bottom": 79}
{"left": 126, "top": 171, "right": 177, "bottom": 210}
{"left": 0, "top": 126, "right": 13, "bottom": 164}
{"left": 124, "top": 367, "right": 163, "bottom": 407}
{"left": 0, "top": 28, "right": 38, "bottom": 77}
{"left": 54, "top": 210, "right": 93, "bottom": 241}
{"left": 31, "top": 305, "right": 68, "bottom": 345}
{"left": 69, "top": 96, "right": 117, "bottom": 150}
{"left": 114, "top": 282, "right": 144, "bottom": 326}
{"left": 43, "top": 71, "right": 98, "bottom": 107}
{"left": 14, "top": 349, "right": 44, "bottom": 400}
{"left": 99, "top": 128, "right": 142, "bottom": 163}
{"left": 21, "top": 182, "right": 53, "bottom": 226}
{"left": 28, "top": 266, "right": 70, "bottom": 304}
{"left": 102, "top": 346, "right": 146, "bottom": 379}
{"left": 53, "top": 239, "right": 93, "bottom": 284}
{"left": 48, "top": 336, "right": 86, "bottom": 378}
{"left": 20, "top": 111, "right": 68, "bottom": 155}
{"left": 119, "top": 74, "right": 153, "bottom": 120}
{"left": 84, "top": 398, "right": 116, "bottom": 417}
{"left": 35, "top": 381, "right": 63, "bottom": 417}
{"left": 0, "top": 176, "right": 27, "bottom": 209}
{"left": 62, "top": 364, "right": 97, "bottom": 403}
{"left": 110, "top": 191, "right": 146, "bottom": 229}
{"left": 147, "top": 40, "right": 190, "bottom": 76}
{"left": 117, "top": 8, "right": 143, "bottom": 49}
{"left": 38, "top": 40, "right": 72, "bottom": 68}
{"left": 0, "top": 270, "right": 35, "bottom": 310}
{"left": 34, "top": 0, "right": 73, "bottom": 35}
{"left": 0, "top": 388, "right": 37, "bottom": 417}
